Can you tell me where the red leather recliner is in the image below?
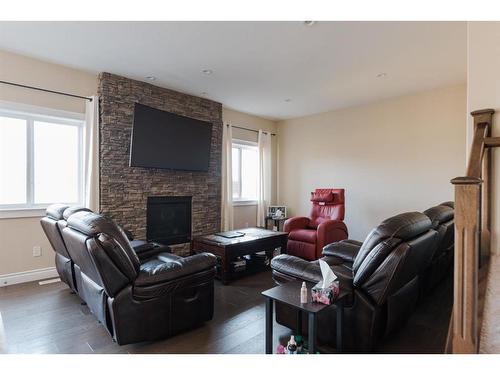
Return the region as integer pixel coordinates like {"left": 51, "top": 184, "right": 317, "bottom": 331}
{"left": 284, "top": 188, "right": 348, "bottom": 260}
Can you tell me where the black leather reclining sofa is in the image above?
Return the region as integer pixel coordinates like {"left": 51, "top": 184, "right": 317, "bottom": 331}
{"left": 421, "top": 202, "right": 454, "bottom": 293}
{"left": 41, "top": 205, "right": 217, "bottom": 345}
{"left": 40, "top": 204, "right": 92, "bottom": 292}
{"left": 271, "top": 203, "right": 454, "bottom": 352}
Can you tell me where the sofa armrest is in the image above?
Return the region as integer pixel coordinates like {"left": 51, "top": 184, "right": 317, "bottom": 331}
{"left": 270, "top": 254, "right": 323, "bottom": 283}
{"left": 284, "top": 217, "right": 310, "bottom": 232}
{"left": 343, "top": 239, "right": 363, "bottom": 246}
{"left": 322, "top": 239, "right": 361, "bottom": 262}
{"left": 131, "top": 240, "right": 171, "bottom": 260}
{"left": 135, "top": 253, "right": 216, "bottom": 286}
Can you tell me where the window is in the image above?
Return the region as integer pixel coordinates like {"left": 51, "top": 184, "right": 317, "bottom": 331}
{"left": 0, "top": 103, "right": 84, "bottom": 213}
{"left": 232, "top": 140, "right": 258, "bottom": 203}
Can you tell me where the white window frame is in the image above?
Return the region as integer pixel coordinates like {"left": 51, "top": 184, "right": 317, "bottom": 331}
{"left": 0, "top": 101, "right": 85, "bottom": 218}
{"left": 232, "top": 139, "right": 258, "bottom": 206}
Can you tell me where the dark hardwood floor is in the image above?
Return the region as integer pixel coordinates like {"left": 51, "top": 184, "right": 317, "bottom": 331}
{"left": 0, "top": 271, "right": 452, "bottom": 354}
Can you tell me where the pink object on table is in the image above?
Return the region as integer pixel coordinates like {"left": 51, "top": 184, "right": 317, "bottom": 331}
{"left": 311, "top": 280, "right": 340, "bottom": 305}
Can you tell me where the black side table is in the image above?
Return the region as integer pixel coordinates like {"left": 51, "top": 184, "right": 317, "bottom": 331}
{"left": 265, "top": 216, "right": 288, "bottom": 232}
{"left": 261, "top": 280, "right": 348, "bottom": 354}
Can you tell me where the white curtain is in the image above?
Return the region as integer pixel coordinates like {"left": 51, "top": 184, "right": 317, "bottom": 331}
{"left": 257, "top": 130, "right": 272, "bottom": 227}
{"left": 221, "top": 124, "right": 234, "bottom": 230}
{"left": 84, "top": 95, "right": 100, "bottom": 212}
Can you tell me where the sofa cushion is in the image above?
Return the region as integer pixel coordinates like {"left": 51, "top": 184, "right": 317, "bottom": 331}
{"left": 135, "top": 252, "right": 216, "bottom": 287}
{"left": 133, "top": 266, "right": 216, "bottom": 301}
{"left": 289, "top": 228, "right": 317, "bottom": 243}
{"left": 322, "top": 239, "right": 361, "bottom": 262}
{"left": 352, "top": 212, "right": 431, "bottom": 274}
{"left": 62, "top": 205, "right": 92, "bottom": 220}
{"left": 353, "top": 237, "right": 402, "bottom": 287}
{"left": 67, "top": 211, "right": 141, "bottom": 272}
{"left": 423, "top": 205, "right": 454, "bottom": 228}
{"left": 439, "top": 201, "right": 454, "bottom": 209}
{"left": 97, "top": 233, "right": 139, "bottom": 282}
{"left": 46, "top": 204, "right": 69, "bottom": 220}
{"left": 271, "top": 254, "right": 353, "bottom": 293}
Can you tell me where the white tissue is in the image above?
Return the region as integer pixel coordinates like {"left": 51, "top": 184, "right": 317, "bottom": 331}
{"left": 318, "top": 259, "right": 337, "bottom": 288}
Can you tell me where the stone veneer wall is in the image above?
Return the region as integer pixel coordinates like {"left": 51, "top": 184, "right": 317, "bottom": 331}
{"left": 98, "top": 72, "right": 222, "bottom": 255}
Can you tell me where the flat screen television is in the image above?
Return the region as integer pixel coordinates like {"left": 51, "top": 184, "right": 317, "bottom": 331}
{"left": 129, "top": 103, "right": 213, "bottom": 171}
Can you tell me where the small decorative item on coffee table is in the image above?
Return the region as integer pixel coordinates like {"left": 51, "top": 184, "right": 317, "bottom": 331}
{"left": 191, "top": 227, "right": 288, "bottom": 284}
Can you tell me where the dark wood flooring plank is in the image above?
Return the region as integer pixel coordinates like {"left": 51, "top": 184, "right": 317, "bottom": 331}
{"left": 0, "top": 270, "right": 452, "bottom": 354}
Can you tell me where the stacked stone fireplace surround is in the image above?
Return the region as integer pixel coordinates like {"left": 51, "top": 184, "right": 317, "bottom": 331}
{"left": 98, "top": 73, "right": 222, "bottom": 255}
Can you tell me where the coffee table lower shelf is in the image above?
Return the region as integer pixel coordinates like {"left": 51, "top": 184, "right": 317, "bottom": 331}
{"left": 216, "top": 262, "right": 271, "bottom": 283}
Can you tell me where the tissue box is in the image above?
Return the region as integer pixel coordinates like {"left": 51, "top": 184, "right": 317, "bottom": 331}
{"left": 311, "top": 280, "right": 340, "bottom": 305}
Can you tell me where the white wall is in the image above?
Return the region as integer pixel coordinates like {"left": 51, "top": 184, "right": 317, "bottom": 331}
{"left": 0, "top": 51, "right": 278, "bottom": 279}
{"left": 277, "top": 85, "right": 466, "bottom": 241}
{"left": 0, "top": 50, "right": 97, "bottom": 279}
{"left": 222, "top": 107, "right": 278, "bottom": 229}
{"left": 468, "top": 22, "right": 500, "bottom": 255}
{"left": 0, "top": 46, "right": 471, "bottom": 281}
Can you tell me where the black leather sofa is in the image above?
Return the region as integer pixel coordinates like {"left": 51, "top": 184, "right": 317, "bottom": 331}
{"left": 421, "top": 202, "right": 454, "bottom": 294}
{"left": 41, "top": 204, "right": 169, "bottom": 293}
{"left": 42, "top": 207, "right": 217, "bottom": 345}
{"left": 271, "top": 211, "right": 439, "bottom": 352}
{"left": 40, "top": 204, "right": 92, "bottom": 292}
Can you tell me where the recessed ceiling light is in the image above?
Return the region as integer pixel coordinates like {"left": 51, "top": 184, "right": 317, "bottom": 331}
{"left": 303, "top": 21, "right": 316, "bottom": 27}
{"left": 202, "top": 69, "right": 213, "bottom": 75}
{"left": 146, "top": 76, "right": 156, "bottom": 81}
{"left": 376, "top": 73, "right": 387, "bottom": 78}
{"left": 284, "top": 98, "right": 292, "bottom": 102}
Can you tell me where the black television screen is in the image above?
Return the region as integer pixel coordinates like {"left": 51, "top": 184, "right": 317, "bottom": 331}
{"left": 129, "top": 103, "right": 213, "bottom": 171}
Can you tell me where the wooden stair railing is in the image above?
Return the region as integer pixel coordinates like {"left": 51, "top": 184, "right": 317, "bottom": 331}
{"left": 448, "top": 109, "right": 495, "bottom": 353}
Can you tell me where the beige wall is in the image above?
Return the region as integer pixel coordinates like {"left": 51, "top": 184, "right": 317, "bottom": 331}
{"left": 222, "top": 107, "right": 278, "bottom": 228}
{"left": 0, "top": 50, "right": 97, "bottom": 277}
{"left": 468, "top": 22, "right": 500, "bottom": 255}
{"left": 0, "top": 48, "right": 470, "bottom": 278}
{"left": 277, "top": 85, "right": 466, "bottom": 241}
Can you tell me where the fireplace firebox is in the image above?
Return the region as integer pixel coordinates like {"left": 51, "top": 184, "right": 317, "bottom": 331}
{"left": 146, "top": 196, "right": 192, "bottom": 245}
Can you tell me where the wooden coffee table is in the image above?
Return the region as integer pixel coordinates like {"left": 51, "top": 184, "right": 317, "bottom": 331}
{"left": 191, "top": 227, "right": 288, "bottom": 284}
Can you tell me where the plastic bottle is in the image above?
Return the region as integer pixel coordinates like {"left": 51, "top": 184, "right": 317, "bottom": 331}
{"left": 295, "top": 335, "right": 303, "bottom": 353}
{"left": 287, "top": 335, "right": 297, "bottom": 354}
{"left": 300, "top": 282, "right": 308, "bottom": 304}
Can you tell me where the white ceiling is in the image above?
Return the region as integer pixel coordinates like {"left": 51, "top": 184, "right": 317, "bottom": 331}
{"left": 0, "top": 21, "right": 466, "bottom": 120}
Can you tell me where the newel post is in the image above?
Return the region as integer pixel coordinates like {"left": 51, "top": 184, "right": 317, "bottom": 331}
{"left": 451, "top": 176, "right": 481, "bottom": 353}
{"left": 449, "top": 108, "right": 494, "bottom": 354}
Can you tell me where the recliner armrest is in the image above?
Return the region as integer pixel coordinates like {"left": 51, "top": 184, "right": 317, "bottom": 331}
{"left": 131, "top": 240, "right": 171, "bottom": 260}
{"left": 317, "top": 220, "right": 348, "bottom": 242}
{"left": 135, "top": 253, "right": 216, "bottom": 286}
{"left": 283, "top": 217, "right": 310, "bottom": 232}
{"left": 343, "top": 239, "right": 363, "bottom": 246}
{"left": 322, "top": 239, "right": 362, "bottom": 262}
{"left": 270, "top": 254, "right": 323, "bottom": 283}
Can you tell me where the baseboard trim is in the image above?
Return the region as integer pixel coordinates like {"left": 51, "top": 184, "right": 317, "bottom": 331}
{"left": 0, "top": 267, "right": 58, "bottom": 287}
